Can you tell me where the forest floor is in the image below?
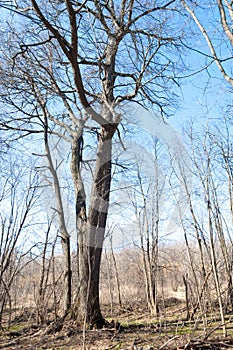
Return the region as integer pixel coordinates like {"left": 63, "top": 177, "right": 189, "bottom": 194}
{"left": 1, "top": 300, "right": 233, "bottom": 349}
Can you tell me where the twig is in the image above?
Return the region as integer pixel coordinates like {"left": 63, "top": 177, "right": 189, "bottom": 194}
{"left": 159, "top": 335, "right": 180, "bottom": 349}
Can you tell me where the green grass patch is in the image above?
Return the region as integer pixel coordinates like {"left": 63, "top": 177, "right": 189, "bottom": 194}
{"left": 8, "top": 323, "right": 26, "bottom": 332}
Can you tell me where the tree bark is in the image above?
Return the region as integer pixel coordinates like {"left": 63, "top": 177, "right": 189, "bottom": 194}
{"left": 76, "top": 124, "right": 116, "bottom": 327}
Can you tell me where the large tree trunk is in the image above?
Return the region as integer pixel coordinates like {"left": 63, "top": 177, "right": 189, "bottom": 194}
{"left": 79, "top": 125, "right": 114, "bottom": 327}
{"left": 78, "top": 244, "right": 105, "bottom": 327}
{"left": 71, "top": 125, "right": 116, "bottom": 327}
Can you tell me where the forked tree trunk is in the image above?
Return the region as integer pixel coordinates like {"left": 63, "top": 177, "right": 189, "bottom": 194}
{"left": 73, "top": 125, "right": 116, "bottom": 327}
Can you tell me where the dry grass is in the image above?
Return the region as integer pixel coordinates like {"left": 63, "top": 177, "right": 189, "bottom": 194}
{"left": 1, "top": 300, "right": 233, "bottom": 350}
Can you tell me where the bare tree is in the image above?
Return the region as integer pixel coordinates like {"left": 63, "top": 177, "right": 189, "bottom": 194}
{"left": 35, "top": 220, "right": 60, "bottom": 324}
{"left": 206, "top": 120, "right": 233, "bottom": 312}
{"left": 0, "top": 0, "right": 183, "bottom": 327}
{"left": 180, "top": 122, "right": 233, "bottom": 336}
{"left": 43, "top": 119, "right": 72, "bottom": 316}
{"left": 128, "top": 139, "right": 168, "bottom": 315}
{"left": 0, "top": 167, "right": 38, "bottom": 328}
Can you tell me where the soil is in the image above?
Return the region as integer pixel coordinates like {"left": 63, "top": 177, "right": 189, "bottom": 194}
{"left": 1, "top": 303, "right": 233, "bottom": 349}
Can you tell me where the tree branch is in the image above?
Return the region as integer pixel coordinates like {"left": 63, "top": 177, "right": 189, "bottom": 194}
{"left": 182, "top": 0, "right": 233, "bottom": 86}
{"left": 217, "top": 0, "right": 233, "bottom": 46}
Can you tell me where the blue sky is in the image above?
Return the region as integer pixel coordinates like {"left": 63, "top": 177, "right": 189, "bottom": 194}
{"left": 0, "top": 1, "right": 232, "bottom": 252}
